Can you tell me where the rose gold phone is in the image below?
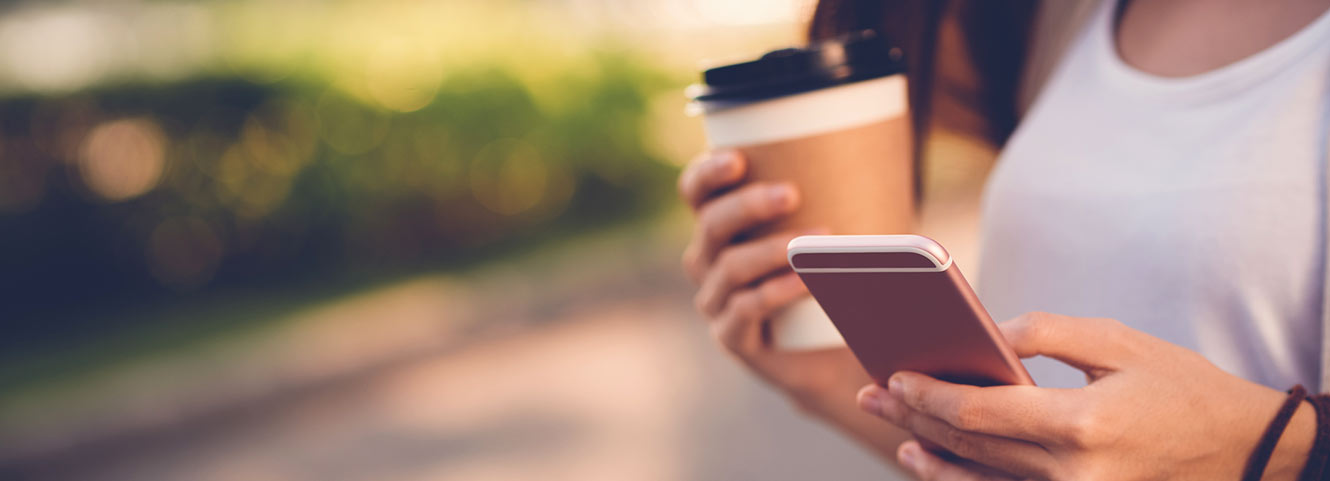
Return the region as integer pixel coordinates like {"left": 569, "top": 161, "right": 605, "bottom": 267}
{"left": 787, "top": 235, "right": 1033, "bottom": 386}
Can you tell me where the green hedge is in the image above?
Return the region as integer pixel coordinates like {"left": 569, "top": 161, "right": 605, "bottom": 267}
{"left": 0, "top": 47, "right": 684, "bottom": 356}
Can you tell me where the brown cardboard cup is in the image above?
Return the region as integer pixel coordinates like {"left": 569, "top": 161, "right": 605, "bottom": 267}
{"left": 689, "top": 32, "right": 912, "bottom": 350}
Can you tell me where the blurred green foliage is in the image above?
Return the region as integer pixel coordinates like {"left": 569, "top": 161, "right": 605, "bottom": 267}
{"left": 0, "top": 42, "right": 684, "bottom": 367}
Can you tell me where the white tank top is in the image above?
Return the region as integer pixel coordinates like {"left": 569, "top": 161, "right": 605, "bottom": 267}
{"left": 977, "top": 0, "right": 1330, "bottom": 389}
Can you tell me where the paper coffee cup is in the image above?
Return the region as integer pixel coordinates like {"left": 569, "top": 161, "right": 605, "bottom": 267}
{"left": 688, "top": 31, "right": 912, "bottom": 351}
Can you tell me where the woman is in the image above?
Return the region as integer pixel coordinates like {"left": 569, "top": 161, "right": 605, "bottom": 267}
{"left": 679, "top": 0, "right": 1330, "bottom": 479}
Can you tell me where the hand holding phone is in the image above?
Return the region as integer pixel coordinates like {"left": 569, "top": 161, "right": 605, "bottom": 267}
{"left": 788, "top": 235, "right": 1032, "bottom": 387}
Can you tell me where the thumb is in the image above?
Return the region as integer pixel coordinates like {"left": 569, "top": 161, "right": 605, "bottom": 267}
{"left": 998, "top": 312, "right": 1133, "bottom": 378}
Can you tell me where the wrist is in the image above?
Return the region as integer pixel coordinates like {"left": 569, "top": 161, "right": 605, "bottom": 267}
{"left": 1265, "top": 401, "right": 1317, "bottom": 481}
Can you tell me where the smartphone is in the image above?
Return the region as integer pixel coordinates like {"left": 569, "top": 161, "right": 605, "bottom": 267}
{"left": 787, "top": 235, "right": 1033, "bottom": 387}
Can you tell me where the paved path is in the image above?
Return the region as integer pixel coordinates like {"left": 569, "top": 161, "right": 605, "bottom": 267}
{"left": 2, "top": 216, "right": 907, "bottom": 480}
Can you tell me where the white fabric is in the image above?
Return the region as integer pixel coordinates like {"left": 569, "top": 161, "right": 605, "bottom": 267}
{"left": 977, "top": 0, "right": 1330, "bottom": 389}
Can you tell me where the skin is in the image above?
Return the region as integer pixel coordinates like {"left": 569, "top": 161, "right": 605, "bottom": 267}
{"left": 857, "top": 313, "right": 1316, "bottom": 481}
{"left": 1116, "top": 0, "right": 1330, "bottom": 77}
{"left": 872, "top": 0, "right": 1330, "bottom": 476}
{"left": 678, "top": 150, "right": 915, "bottom": 462}
{"left": 680, "top": 0, "right": 1330, "bottom": 478}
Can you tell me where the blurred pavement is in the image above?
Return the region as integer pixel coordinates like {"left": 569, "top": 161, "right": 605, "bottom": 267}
{"left": 1, "top": 213, "right": 908, "bottom": 481}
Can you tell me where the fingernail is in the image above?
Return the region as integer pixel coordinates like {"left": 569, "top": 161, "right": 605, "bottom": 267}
{"left": 709, "top": 152, "right": 737, "bottom": 176}
{"left": 769, "top": 184, "right": 796, "bottom": 209}
{"left": 859, "top": 392, "right": 882, "bottom": 415}
{"left": 888, "top": 375, "right": 905, "bottom": 398}
{"left": 899, "top": 443, "right": 919, "bottom": 469}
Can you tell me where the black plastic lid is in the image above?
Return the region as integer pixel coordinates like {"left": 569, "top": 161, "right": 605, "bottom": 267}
{"left": 688, "top": 30, "right": 904, "bottom": 104}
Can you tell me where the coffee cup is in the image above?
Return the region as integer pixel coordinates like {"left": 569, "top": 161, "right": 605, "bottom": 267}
{"left": 687, "top": 31, "right": 913, "bottom": 350}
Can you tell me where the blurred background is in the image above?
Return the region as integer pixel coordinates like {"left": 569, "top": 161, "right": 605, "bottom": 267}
{"left": 0, "top": 1, "right": 994, "bottom": 479}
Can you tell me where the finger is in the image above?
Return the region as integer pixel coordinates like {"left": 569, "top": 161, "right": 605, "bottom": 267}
{"left": 694, "top": 230, "right": 823, "bottom": 317}
{"left": 678, "top": 150, "right": 745, "bottom": 209}
{"left": 860, "top": 386, "right": 1055, "bottom": 478}
{"left": 712, "top": 272, "right": 806, "bottom": 354}
{"left": 998, "top": 312, "right": 1132, "bottom": 376}
{"left": 899, "top": 441, "right": 1021, "bottom": 481}
{"left": 870, "top": 372, "right": 1072, "bottom": 444}
{"left": 688, "top": 182, "right": 799, "bottom": 272}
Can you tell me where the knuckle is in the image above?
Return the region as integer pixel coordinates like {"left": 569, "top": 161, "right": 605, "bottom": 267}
{"left": 678, "top": 156, "right": 710, "bottom": 203}
{"left": 1095, "top": 317, "right": 1124, "bottom": 329}
{"left": 742, "top": 186, "right": 775, "bottom": 218}
{"left": 734, "top": 290, "right": 765, "bottom": 322}
{"left": 697, "top": 210, "right": 722, "bottom": 244}
{"left": 713, "top": 294, "right": 761, "bottom": 353}
{"left": 681, "top": 247, "right": 701, "bottom": 280}
{"left": 707, "top": 319, "right": 737, "bottom": 351}
{"left": 720, "top": 270, "right": 744, "bottom": 297}
{"left": 940, "top": 424, "right": 977, "bottom": 458}
{"left": 1064, "top": 408, "right": 1107, "bottom": 448}
{"left": 714, "top": 249, "right": 741, "bottom": 285}
{"left": 692, "top": 290, "right": 712, "bottom": 318}
{"left": 1019, "top": 311, "right": 1057, "bottom": 340}
{"left": 758, "top": 274, "right": 795, "bottom": 302}
{"left": 1103, "top": 319, "right": 1131, "bottom": 342}
{"left": 1096, "top": 317, "right": 1137, "bottom": 349}
{"left": 755, "top": 239, "right": 794, "bottom": 275}
{"left": 951, "top": 400, "right": 984, "bottom": 431}
{"left": 1020, "top": 311, "right": 1054, "bottom": 328}
{"left": 702, "top": 212, "right": 738, "bottom": 249}
{"left": 676, "top": 170, "right": 692, "bottom": 199}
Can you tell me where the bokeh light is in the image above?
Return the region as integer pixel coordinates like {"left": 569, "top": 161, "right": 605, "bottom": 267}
{"left": 0, "top": 7, "right": 121, "bottom": 93}
{"left": 216, "top": 1, "right": 313, "bottom": 84}
{"left": 130, "top": 4, "right": 214, "bottom": 82}
{"left": 316, "top": 91, "right": 391, "bottom": 155}
{"left": 241, "top": 100, "right": 317, "bottom": 176}
{"left": 0, "top": 1, "right": 837, "bottom": 480}
{"left": 77, "top": 117, "right": 168, "bottom": 202}
{"left": 469, "top": 138, "right": 550, "bottom": 216}
{"left": 365, "top": 35, "right": 443, "bottom": 112}
{"left": 215, "top": 142, "right": 292, "bottom": 219}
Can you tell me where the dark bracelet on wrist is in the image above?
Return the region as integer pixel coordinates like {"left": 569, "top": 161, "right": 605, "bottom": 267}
{"left": 1298, "top": 393, "right": 1330, "bottom": 481}
{"left": 1244, "top": 384, "right": 1309, "bottom": 481}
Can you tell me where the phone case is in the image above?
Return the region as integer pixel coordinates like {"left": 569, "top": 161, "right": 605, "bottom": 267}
{"left": 788, "top": 235, "right": 1033, "bottom": 386}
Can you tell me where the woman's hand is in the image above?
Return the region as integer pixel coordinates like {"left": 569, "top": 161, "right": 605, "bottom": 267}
{"left": 857, "top": 312, "right": 1317, "bottom": 481}
{"left": 679, "top": 149, "right": 912, "bottom": 460}
{"left": 679, "top": 149, "right": 852, "bottom": 397}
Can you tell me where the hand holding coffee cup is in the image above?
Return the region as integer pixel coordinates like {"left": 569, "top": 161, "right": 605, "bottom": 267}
{"left": 684, "top": 31, "right": 915, "bottom": 351}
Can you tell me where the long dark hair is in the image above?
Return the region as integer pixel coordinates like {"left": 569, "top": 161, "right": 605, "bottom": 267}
{"left": 809, "top": 0, "right": 1037, "bottom": 178}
